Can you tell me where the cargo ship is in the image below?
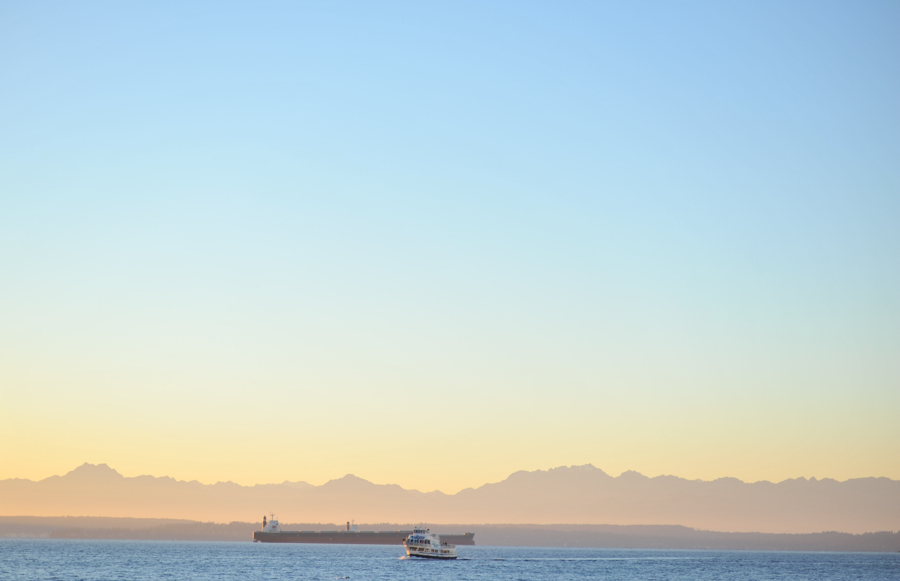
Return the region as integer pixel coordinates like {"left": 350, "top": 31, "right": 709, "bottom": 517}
{"left": 252, "top": 515, "right": 474, "bottom": 545}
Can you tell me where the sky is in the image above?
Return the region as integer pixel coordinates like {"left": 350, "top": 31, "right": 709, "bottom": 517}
{"left": 1, "top": 1, "right": 898, "bottom": 494}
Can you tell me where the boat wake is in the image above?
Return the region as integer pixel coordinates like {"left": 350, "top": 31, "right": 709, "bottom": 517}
{"left": 399, "top": 555, "right": 470, "bottom": 561}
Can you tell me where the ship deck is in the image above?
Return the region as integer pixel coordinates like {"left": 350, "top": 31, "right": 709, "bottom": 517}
{"left": 253, "top": 530, "right": 475, "bottom": 545}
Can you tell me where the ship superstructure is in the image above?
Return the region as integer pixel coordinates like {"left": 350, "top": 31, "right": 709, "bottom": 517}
{"left": 260, "top": 514, "right": 280, "bottom": 533}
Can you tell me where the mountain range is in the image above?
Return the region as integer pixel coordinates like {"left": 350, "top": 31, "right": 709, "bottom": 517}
{"left": 2, "top": 463, "right": 897, "bottom": 534}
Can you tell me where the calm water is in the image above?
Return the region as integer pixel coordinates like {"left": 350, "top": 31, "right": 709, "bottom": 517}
{"left": 1, "top": 540, "right": 898, "bottom": 580}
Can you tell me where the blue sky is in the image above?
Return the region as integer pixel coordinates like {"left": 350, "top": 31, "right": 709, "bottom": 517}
{"left": 1, "top": 1, "right": 898, "bottom": 490}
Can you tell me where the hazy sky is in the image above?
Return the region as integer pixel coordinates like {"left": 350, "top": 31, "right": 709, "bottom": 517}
{"left": 1, "top": 1, "right": 898, "bottom": 493}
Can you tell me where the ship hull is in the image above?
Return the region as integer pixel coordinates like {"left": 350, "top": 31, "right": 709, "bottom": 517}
{"left": 253, "top": 531, "right": 474, "bottom": 545}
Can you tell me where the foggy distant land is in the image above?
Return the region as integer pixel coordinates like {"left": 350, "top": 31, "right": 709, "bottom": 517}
{"left": 2, "top": 463, "right": 898, "bottom": 539}
{"left": 2, "top": 517, "right": 898, "bottom": 553}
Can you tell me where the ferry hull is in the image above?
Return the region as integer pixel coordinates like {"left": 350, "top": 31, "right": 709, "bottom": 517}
{"left": 407, "top": 553, "right": 457, "bottom": 560}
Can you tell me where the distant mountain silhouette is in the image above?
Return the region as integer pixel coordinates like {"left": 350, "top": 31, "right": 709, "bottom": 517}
{"left": 2, "top": 463, "right": 897, "bottom": 534}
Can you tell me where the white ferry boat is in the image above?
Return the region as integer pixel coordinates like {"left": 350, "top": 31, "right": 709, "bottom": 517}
{"left": 403, "top": 527, "right": 458, "bottom": 559}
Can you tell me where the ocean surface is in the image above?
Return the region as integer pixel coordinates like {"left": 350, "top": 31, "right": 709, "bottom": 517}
{"left": 1, "top": 540, "right": 898, "bottom": 580}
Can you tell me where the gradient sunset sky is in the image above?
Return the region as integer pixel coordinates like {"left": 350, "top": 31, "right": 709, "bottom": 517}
{"left": 1, "top": 1, "right": 898, "bottom": 494}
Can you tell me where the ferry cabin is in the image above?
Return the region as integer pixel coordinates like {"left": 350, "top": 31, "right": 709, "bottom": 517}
{"left": 404, "top": 527, "right": 457, "bottom": 559}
